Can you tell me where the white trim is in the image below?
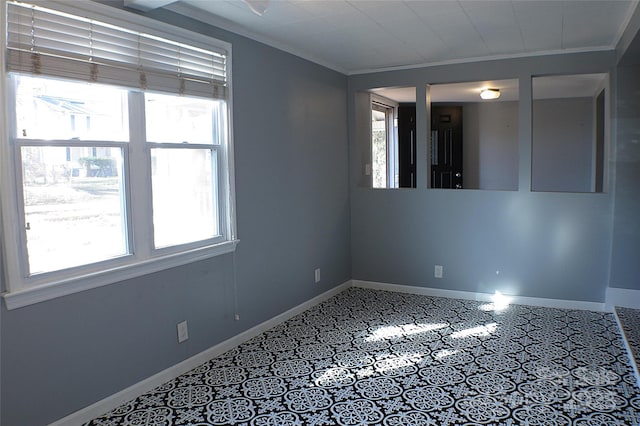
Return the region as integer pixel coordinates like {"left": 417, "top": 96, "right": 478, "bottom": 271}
{"left": 349, "top": 47, "right": 615, "bottom": 76}
{"left": 614, "top": 0, "right": 640, "bottom": 54}
{"left": 163, "top": 2, "right": 348, "bottom": 75}
{"left": 124, "top": 0, "right": 176, "bottom": 13}
{"left": 0, "top": 0, "right": 21, "bottom": 295}
{"left": 352, "top": 280, "right": 606, "bottom": 312}
{"left": 606, "top": 287, "right": 640, "bottom": 310}
{"left": 370, "top": 94, "right": 399, "bottom": 109}
{"left": 49, "top": 280, "right": 352, "bottom": 426}
{"left": 3, "top": 240, "right": 239, "bottom": 310}
{"left": 163, "top": 2, "right": 622, "bottom": 77}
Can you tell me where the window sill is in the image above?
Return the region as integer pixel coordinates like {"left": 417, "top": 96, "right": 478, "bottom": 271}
{"left": 2, "top": 240, "right": 239, "bottom": 310}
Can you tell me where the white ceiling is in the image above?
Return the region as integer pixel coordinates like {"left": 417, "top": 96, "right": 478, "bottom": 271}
{"left": 131, "top": 0, "right": 639, "bottom": 75}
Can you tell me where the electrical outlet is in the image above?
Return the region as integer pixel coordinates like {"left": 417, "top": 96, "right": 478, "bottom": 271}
{"left": 234, "top": 313, "right": 240, "bottom": 321}
{"left": 177, "top": 321, "right": 189, "bottom": 343}
{"left": 314, "top": 268, "right": 321, "bottom": 283}
{"left": 434, "top": 265, "right": 443, "bottom": 278}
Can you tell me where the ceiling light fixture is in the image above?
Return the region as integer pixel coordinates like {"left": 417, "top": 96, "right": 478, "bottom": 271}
{"left": 480, "top": 88, "right": 500, "bottom": 100}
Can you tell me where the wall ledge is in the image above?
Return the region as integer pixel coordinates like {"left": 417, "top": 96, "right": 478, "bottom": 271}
{"left": 4, "top": 240, "right": 240, "bottom": 310}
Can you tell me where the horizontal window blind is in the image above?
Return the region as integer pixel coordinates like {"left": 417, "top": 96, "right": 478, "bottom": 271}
{"left": 6, "top": 1, "right": 228, "bottom": 99}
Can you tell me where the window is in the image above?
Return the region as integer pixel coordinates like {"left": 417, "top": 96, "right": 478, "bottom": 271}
{"left": 356, "top": 87, "right": 415, "bottom": 189}
{"left": 1, "top": 1, "right": 236, "bottom": 308}
{"left": 371, "top": 95, "right": 399, "bottom": 189}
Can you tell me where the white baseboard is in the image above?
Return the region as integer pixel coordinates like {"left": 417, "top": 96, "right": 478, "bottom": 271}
{"left": 352, "top": 280, "right": 606, "bottom": 312}
{"left": 50, "top": 280, "right": 352, "bottom": 426}
{"left": 606, "top": 287, "right": 640, "bottom": 310}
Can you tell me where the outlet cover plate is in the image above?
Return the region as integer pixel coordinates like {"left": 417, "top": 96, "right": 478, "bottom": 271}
{"left": 177, "top": 321, "right": 189, "bottom": 343}
{"left": 434, "top": 265, "right": 443, "bottom": 278}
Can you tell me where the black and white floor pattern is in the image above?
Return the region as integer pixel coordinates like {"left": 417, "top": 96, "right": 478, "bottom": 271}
{"left": 86, "top": 288, "right": 640, "bottom": 425}
{"left": 616, "top": 307, "right": 640, "bottom": 372}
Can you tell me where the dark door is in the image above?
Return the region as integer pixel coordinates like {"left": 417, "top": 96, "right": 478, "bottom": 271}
{"left": 398, "top": 104, "right": 416, "bottom": 188}
{"left": 431, "top": 106, "right": 463, "bottom": 189}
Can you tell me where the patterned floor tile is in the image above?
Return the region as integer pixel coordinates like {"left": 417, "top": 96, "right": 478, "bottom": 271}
{"left": 86, "top": 288, "right": 640, "bottom": 425}
{"left": 616, "top": 307, "right": 640, "bottom": 370}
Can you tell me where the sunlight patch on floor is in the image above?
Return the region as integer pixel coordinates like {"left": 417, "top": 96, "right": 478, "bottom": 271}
{"left": 479, "top": 291, "right": 513, "bottom": 312}
{"left": 366, "top": 322, "right": 448, "bottom": 342}
{"left": 435, "top": 348, "right": 459, "bottom": 360}
{"left": 451, "top": 323, "right": 498, "bottom": 339}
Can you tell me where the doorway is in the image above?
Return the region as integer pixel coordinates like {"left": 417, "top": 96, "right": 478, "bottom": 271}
{"left": 431, "top": 105, "right": 463, "bottom": 189}
{"left": 398, "top": 104, "right": 416, "bottom": 188}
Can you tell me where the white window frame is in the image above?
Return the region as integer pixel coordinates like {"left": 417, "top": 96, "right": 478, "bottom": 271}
{"left": 0, "top": 0, "right": 238, "bottom": 309}
{"left": 371, "top": 94, "right": 399, "bottom": 189}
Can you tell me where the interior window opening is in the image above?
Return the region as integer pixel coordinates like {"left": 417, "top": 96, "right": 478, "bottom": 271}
{"left": 531, "top": 73, "right": 608, "bottom": 193}
{"left": 427, "top": 79, "right": 519, "bottom": 191}
{"left": 367, "top": 87, "right": 417, "bottom": 189}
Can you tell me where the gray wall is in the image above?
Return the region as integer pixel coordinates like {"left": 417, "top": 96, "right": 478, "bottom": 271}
{"left": 349, "top": 51, "right": 615, "bottom": 303}
{"left": 0, "top": 6, "right": 350, "bottom": 426}
{"left": 606, "top": 1, "right": 640, "bottom": 291}
{"left": 610, "top": 64, "right": 640, "bottom": 290}
{"left": 354, "top": 91, "right": 372, "bottom": 188}
{"left": 532, "top": 97, "right": 595, "bottom": 193}
{"left": 463, "top": 101, "right": 519, "bottom": 191}
{"left": 351, "top": 189, "right": 612, "bottom": 300}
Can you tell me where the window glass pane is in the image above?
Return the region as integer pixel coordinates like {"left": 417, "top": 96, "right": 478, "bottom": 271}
{"left": 21, "top": 146, "right": 128, "bottom": 275}
{"left": 371, "top": 106, "right": 388, "bottom": 188}
{"left": 145, "top": 93, "right": 223, "bottom": 144}
{"left": 15, "top": 75, "right": 129, "bottom": 141}
{"left": 151, "top": 148, "right": 218, "bottom": 248}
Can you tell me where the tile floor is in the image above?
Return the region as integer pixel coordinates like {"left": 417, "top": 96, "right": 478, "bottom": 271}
{"left": 616, "top": 307, "right": 640, "bottom": 371}
{"left": 86, "top": 288, "right": 640, "bottom": 425}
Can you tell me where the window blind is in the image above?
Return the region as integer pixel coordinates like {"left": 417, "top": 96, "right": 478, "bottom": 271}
{"left": 6, "top": 1, "right": 228, "bottom": 99}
